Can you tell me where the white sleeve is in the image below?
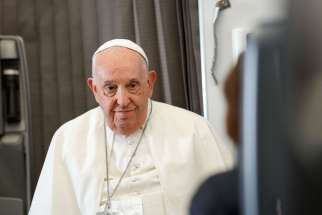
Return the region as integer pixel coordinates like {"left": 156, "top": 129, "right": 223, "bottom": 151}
{"left": 205, "top": 120, "right": 236, "bottom": 168}
{"left": 28, "top": 132, "right": 80, "bottom": 215}
{"left": 195, "top": 118, "right": 235, "bottom": 175}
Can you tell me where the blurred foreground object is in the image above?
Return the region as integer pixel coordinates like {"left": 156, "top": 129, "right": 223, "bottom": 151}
{"left": 241, "top": 0, "right": 322, "bottom": 214}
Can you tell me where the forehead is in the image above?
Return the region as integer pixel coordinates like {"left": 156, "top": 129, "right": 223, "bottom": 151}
{"left": 94, "top": 47, "right": 147, "bottom": 81}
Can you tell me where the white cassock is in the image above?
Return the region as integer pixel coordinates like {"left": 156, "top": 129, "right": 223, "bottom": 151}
{"left": 29, "top": 100, "right": 233, "bottom": 215}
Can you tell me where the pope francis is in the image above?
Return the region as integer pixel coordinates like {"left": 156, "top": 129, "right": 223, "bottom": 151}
{"left": 28, "top": 39, "right": 233, "bottom": 215}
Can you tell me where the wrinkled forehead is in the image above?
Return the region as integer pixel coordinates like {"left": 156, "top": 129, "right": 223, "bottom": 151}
{"left": 98, "top": 46, "right": 143, "bottom": 59}
{"left": 92, "top": 46, "right": 148, "bottom": 76}
{"left": 96, "top": 46, "right": 147, "bottom": 63}
{"left": 94, "top": 47, "right": 147, "bottom": 69}
{"left": 93, "top": 47, "right": 148, "bottom": 80}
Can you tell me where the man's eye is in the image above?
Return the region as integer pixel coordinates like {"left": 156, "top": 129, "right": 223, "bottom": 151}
{"left": 129, "top": 83, "right": 137, "bottom": 88}
{"left": 108, "top": 86, "right": 116, "bottom": 90}
{"left": 103, "top": 85, "right": 117, "bottom": 96}
{"left": 127, "top": 82, "right": 140, "bottom": 92}
{"left": 105, "top": 85, "right": 116, "bottom": 91}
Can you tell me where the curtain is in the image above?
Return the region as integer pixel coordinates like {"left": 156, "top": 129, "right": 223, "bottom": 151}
{"left": 0, "top": 0, "right": 202, "bottom": 192}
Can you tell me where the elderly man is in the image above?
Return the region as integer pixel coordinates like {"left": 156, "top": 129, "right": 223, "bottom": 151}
{"left": 29, "top": 39, "right": 232, "bottom": 215}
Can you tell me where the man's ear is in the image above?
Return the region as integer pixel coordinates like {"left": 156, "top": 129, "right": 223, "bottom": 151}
{"left": 87, "top": 78, "right": 96, "bottom": 93}
{"left": 87, "top": 78, "right": 101, "bottom": 103}
{"left": 147, "top": 70, "right": 157, "bottom": 97}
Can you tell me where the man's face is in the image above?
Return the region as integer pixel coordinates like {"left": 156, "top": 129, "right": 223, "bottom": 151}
{"left": 88, "top": 47, "right": 156, "bottom": 136}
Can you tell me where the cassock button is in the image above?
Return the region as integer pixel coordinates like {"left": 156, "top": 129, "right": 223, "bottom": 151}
{"left": 131, "top": 178, "right": 138, "bottom": 183}
{"left": 133, "top": 163, "right": 140, "bottom": 169}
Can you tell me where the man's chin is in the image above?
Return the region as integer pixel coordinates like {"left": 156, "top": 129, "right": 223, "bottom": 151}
{"left": 114, "top": 110, "right": 135, "bottom": 118}
{"left": 115, "top": 125, "right": 137, "bottom": 136}
{"left": 113, "top": 120, "right": 135, "bottom": 134}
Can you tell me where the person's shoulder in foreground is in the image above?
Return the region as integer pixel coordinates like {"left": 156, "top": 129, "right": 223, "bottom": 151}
{"left": 190, "top": 168, "right": 238, "bottom": 215}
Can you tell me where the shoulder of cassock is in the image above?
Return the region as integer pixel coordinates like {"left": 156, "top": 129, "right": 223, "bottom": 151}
{"left": 149, "top": 100, "right": 234, "bottom": 167}
{"left": 51, "top": 106, "right": 103, "bottom": 149}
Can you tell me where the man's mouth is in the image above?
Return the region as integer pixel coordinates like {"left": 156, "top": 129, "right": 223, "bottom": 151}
{"left": 113, "top": 109, "right": 135, "bottom": 113}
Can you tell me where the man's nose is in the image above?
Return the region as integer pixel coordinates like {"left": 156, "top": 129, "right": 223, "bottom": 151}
{"left": 115, "top": 87, "right": 130, "bottom": 106}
